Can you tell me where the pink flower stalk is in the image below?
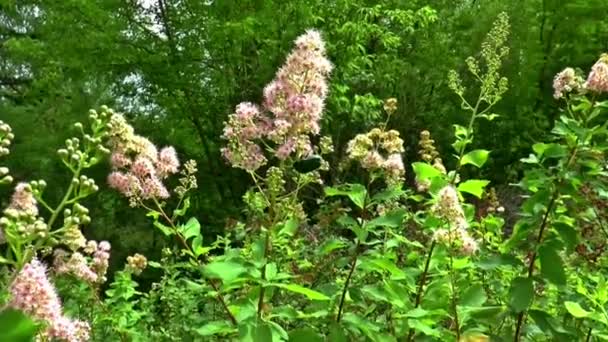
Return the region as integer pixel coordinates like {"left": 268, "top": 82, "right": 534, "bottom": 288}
{"left": 9, "top": 182, "right": 38, "bottom": 216}
{"left": 107, "top": 171, "right": 141, "bottom": 197}
{"left": 222, "top": 29, "right": 332, "bottom": 170}
{"left": 9, "top": 259, "right": 90, "bottom": 342}
{"left": 106, "top": 113, "right": 180, "bottom": 202}
{"left": 131, "top": 156, "right": 156, "bottom": 178}
{"left": 110, "top": 151, "right": 131, "bottom": 169}
{"left": 54, "top": 252, "right": 99, "bottom": 283}
{"left": 156, "top": 147, "right": 180, "bottom": 178}
{"left": 584, "top": 54, "right": 608, "bottom": 93}
{"left": 92, "top": 242, "right": 110, "bottom": 282}
{"left": 142, "top": 177, "right": 169, "bottom": 199}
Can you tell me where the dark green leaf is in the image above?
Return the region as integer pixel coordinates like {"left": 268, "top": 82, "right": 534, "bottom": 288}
{"left": 289, "top": 328, "right": 324, "bottom": 342}
{"left": 325, "top": 184, "right": 367, "bottom": 209}
{"left": 460, "top": 284, "right": 487, "bottom": 307}
{"left": 509, "top": 277, "right": 534, "bottom": 312}
{"left": 539, "top": 244, "right": 567, "bottom": 286}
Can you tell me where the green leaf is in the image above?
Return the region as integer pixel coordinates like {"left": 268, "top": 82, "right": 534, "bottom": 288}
{"left": 460, "top": 284, "right": 487, "bottom": 307}
{"left": 279, "top": 218, "right": 299, "bottom": 237}
{"left": 564, "top": 301, "right": 590, "bottom": 318}
{"left": 239, "top": 321, "right": 273, "bottom": 342}
{"left": 266, "top": 263, "right": 278, "bottom": 281}
{"left": 412, "top": 162, "right": 442, "bottom": 180}
{"left": 152, "top": 220, "right": 173, "bottom": 236}
{"left": 364, "top": 208, "right": 407, "bottom": 229}
{"left": 203, "top": 260, "right": 247, "bottom": 283}
{"left": 457, "top": 179, "right": 490, "bottom": 198}
{"left": 195, "top": 321, "right": 234, "bottom": 336}
{"left": 477, "top": 254, "right": 523, "bottom": 270}
{"left": 173, "top": 196, "right": 191, "bottom": 218}
{"left": 539, "top": 244, "right": 567, "bottom": 286}
{"left": 273, "top": 283, "right": 329, "bottom": 301}
{"left": 509, "top": 277, "right": 534, "bottom": 313}
{"left": 371, "top": 186, "right": 405, "bottom": 203}
{"left": 328, "top": 323, "right": 348, "bottom": 342}
{"left": 325, "top": 183, "right": 367, "bottom": 209}
{"left": 180, "top": 217, "right": 201, "bottom": 241}
{"left": 0, "top": 309, "right": 39, "bottom": 342}
{"left": 460, "top": 149, "right": 490, "bottom": 168}
{"left": 319, "top": 239, "right": 348, "bottom": 255}
{"left": 289, "top": 328, "right": 323, "bottom": 342}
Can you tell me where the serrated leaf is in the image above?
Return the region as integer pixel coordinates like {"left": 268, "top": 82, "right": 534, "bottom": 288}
{"left": 273, "top": 283, "right": 329, "bottom": 300}
{"left": 564, "top": 301, "right": 590, "bottom": 318}
{"left": 460, "top": 149, "right": 490, "bottom": 168}
{"left": 457, "top": 179, "right": 490, "bottom": 198}
{"left": 539, "top": 244, "right": 567, "bottom": 286}
{"left": 509, "top": 277, "right": 534, "bottom": 312}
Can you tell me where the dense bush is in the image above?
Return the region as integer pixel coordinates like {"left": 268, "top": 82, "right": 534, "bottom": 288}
{"left": 2, "top": 11, "right": 608, "bottom": 342}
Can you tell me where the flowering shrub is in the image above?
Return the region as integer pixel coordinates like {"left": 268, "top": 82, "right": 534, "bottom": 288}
{"left": 2, "top": 12, "right": 608, "bottom": 342}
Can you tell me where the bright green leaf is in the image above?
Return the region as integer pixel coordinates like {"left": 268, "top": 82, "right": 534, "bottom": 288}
{"left": 196, "top": 321, "right": 234, "bottom": 336}
{"left": 181, "top": 217, "right": 201, "bottom": 240}
{"left": 457, "top": 179, "right": 490, "bottom": 198}
{"left": 273, "top": 283, "right": 329, "bottom": 301}
{"left": 203, "top": 260, "right": 247, "bottom": 283}
{"left": 460, "top": 149, "right": 490, "bottom": 168}
{"left": 0, "top": 309, "right": 39, "bottom": 342}
{"left": 412, "top": 162, "right": 442, "bottom": 180}
{"left": 564, "top": 301, "right": 590, "bottom": 318}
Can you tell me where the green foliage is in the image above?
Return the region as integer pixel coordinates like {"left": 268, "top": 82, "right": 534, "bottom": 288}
{"left": 1, "top": 2, "right": 608, "bottom": 342}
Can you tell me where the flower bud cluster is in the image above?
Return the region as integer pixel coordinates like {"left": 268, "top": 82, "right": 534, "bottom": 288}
{"left": 0, "top": 182, "right": 48, "bottom": 244}
{"left": 175, "top": 159, "right": 199, "bottom": 198}
{"left": 346, "top": 128, "right": 405, "bottom": 185}
{"left": 222, "top": 30, "right": 332, "bottom": 171}
{"left": 126, "top": 253, "right": 147, "bottom": 275}
{"left": 0, "top": 120, "right": 14, "bottom": 184}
